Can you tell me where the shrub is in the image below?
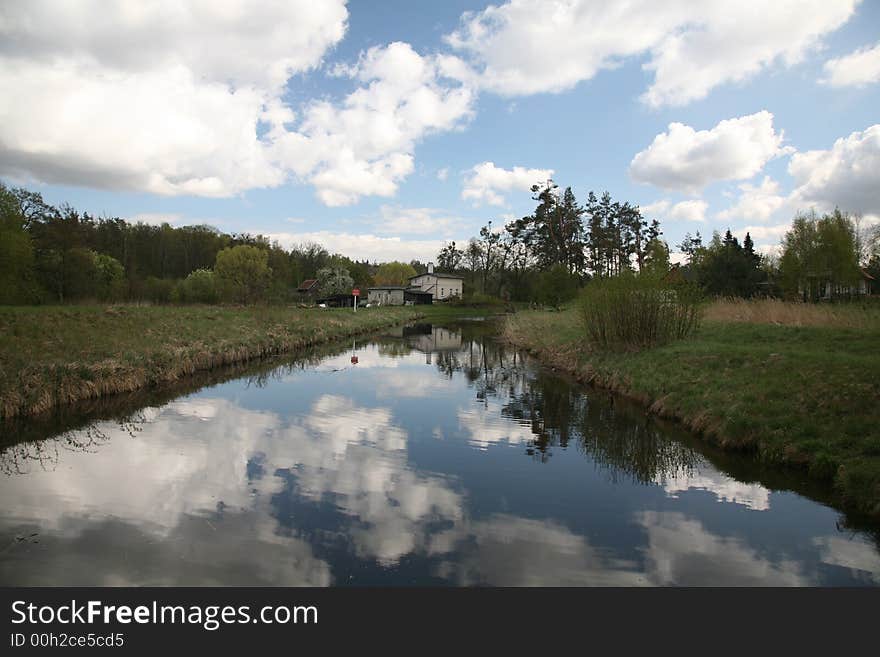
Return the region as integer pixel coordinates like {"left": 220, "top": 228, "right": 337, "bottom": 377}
{"left": 143, "top": 276, "right": 175, "bottom": 304}
{"left": 578, "top": 274, "right": 702, "bottom": 350}
{"left": 215, "top": 245, "right": 272, "bottom": 304}
{"left": 535, "top": 264, "right": 581, "bottom": 309}
{"left": 174, "top": 269, "right": 218, "bottom": 304}
{"left": 446, "top": 292, "right": 504, "bottom": 307}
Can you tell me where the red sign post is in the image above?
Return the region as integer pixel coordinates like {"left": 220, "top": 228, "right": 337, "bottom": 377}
{"left": 352, "top": 288, "right": 360, "bottom": 312}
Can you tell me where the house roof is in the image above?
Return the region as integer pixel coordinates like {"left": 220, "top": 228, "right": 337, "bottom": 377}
{"left": 408, "top": 271, "right": 464, "bottom": 280}
{"left": 297, "top": 279, "right": 318, "bottom": 291}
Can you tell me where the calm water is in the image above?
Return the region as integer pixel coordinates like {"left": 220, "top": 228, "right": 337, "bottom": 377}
{"left": 1, "top": 319, "right": 879, "bottom": 586}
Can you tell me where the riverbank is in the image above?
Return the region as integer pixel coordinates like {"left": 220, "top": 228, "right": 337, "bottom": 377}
{"left": 0, "top": 304, "right": 437, "bottom": 419}
{"left": 504, "top": 307, "right": 880, "bottom": 518}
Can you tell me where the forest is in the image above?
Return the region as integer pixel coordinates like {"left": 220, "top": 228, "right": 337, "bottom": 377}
{"left": 1, "top": 180, "right": 877, "bottom": 306}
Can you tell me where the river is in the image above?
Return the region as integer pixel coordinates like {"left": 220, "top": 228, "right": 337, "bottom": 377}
{"left": 1, "top": 318, "right": 878, "bottom": 585}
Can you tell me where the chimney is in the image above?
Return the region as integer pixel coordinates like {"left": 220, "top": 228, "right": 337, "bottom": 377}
{"left": 427, "top": 262, "right": 434, "bottom": 274}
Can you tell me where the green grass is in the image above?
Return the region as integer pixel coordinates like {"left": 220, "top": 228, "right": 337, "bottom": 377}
{"left": 0, "top": 304, "right": 436, "bottom": 418}
{"left": 504, "top": 308, "right": 880, "bottom": 518}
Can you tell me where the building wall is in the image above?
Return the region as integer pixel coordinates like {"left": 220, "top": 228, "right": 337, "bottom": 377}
{"left": 410, "top": 274, "right": 463, "bottom": 300}
{"left": 367, "top": 288, "right": 405, "bottom": 305}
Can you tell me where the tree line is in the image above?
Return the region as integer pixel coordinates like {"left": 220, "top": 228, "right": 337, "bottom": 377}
{"left": 436, "top": 180, "right": 878, "bottom": 304}
{"left": 0, "top": 182, "right": 429, "bottom": 305}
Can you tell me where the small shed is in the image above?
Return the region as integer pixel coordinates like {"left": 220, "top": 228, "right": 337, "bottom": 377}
{"left": 316, "top": 293, "right": 356, "bottom": 308}
{"left": 367, "top": 286, "right": 406, "bottom": 305}
{"left": 297, "top": 279, "right": 320, "bottom": 297}
{"left": 404, "top": 288, "right": 433, "bottom": 305}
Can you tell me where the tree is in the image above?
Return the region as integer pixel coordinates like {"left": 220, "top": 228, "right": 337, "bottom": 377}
{"left": 698, "top": 229, "right": 763, "bottom": 297}
{"left": 215, "top": 245, "right": 272, "bottom": 303}
{"left": 536, "top": 264, "right": 580, "bottom": 309}
{"left": 642, "top": 238, "right": 671, "bottom": 275}
{"left": 316, "top": 266, "right": 354, "bottom": 296}
{"left": 0, "top": 183, "right": 39, "bottom": 303}
{"left": 374, "top": 261, "right": 416, "bottom": 286}
{"left": 779, "top": 209, "right": 860, "bottom": 299}
{"left": 93, "top": 253, "right": 125, "bottom": 301}
{"left": 436, "top": 241, "right": 464, "bottom": 272}
{"left": 174, "top": 269, "right": 218, "bottom": 303}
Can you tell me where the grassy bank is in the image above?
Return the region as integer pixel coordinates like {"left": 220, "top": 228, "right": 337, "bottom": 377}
{"left": 504, "top": 304, "right": 880, "bottom": 518}
{"left": 0, "top": 304, "right": 431, "bottom": 419}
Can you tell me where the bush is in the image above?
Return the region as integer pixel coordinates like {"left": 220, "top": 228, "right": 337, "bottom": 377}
{"left": 143, "top": 276, "right": 175, "bottom": 304}
{"left": 535, "top": 264, "right": 580, "bottom": 309}
{"left": 579, "top": 274, "right": 702, "bottom": 350}
{"left": 174, "top": 269, "right": 218, "bottom": 304}
{"left": 215, "top": 245, "right": 271, "bottom": 304}
{"left": 446, "top": 292, "right": 504, "bottom": 307}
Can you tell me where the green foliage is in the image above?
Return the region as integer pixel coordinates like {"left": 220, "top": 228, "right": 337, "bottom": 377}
{"left": 374, "top": 261, "right": 416, "bottom": 286}
{"left": 698, "top": 230, "right": 764, "bottom": 297}
{"left": 436, "top": 241, "right": 464, "bottom": 272}
{"left": 143, "top": 276, "right": 175, "bottom": 304}
{"left": 780, "top": 209, "right": 861, "bottom": 299}
{"left": 215, "top": 245, "right": 272, "bottom": 304}
{"left": 316, "top": 266, "right": 354, "bottom": 296}
{"left": 535, "top": 263, "right": 580, "bottom": 309}
{"left": 0, "top": 184, "right": 39, "bottom": 304}
{"left": 93, "top": 253, "right": 125, "bottom": 301}
{"left": 578, "top": 273, "right": 702, "bottom": 350}
{"left": 173, "top": 268, "right": 218, "bottom": 304}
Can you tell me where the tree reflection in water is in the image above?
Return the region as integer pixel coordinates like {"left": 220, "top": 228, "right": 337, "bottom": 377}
{"left": 433, "top": 323, "right": 699, "bottom": 483}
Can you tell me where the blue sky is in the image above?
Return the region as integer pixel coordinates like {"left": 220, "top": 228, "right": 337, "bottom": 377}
{"left": 1, "top": 1, "right": 879, "bottom": 263}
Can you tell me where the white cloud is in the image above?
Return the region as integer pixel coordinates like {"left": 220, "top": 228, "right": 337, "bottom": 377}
{"left": 822, "top": 42, "right": 880, "bottom": 88}
{"left": 375, "top": 205, "right": 468, "bottom": 236}
{"left": 669, "top": 200, "right": 708, "bottom": 222}
{"left": 732, "top": 223, "right": 791, "bottom": 242}
{"left": 640, "top": 199, "right": 707, "bottom": 222}
{"left": 717, "top": 176, "right": 788, "bottom": 221}
{"left": 630, "top": 111, "right": 792, "bottom": 193}
{"left": 788, "top": 124, "right": 880, "bottom": 215}
{"left": 266, "top": 230, "right": 448, "bottom": 264}
{"left": 436, "top": 167, "right": 449, "bottom": 181}
{"left": 658, "top": 468, "right": 770, "bottom": 511}
{"left": 128, "top": 213, "right": 185, "bottom": 226}
{"left": 446, "top": 0, "right": 855, "bottom": 106}
{"left": 271, "top": 42, "right": 475, "bottom": 206}
{"left": 0, "top": 7, "right": 475, "bottom": 206}
{"left": 637, "top": 511, "right": 807, "bottom": 585}
{"left": 461, "top": 161, "right": 553, "bottom": 206}
{"left": 0, "top": 1, "right": 348, "bottom": 197}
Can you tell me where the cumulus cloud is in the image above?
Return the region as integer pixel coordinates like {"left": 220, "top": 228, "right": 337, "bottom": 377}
{"left": 446, "top": 0, "right": 855, "bottom": 106}
{"left": 788, "top": 124, "right": 880, "bottom": 215}
{"left": 0, "top": 1, "right": 347, "bottom": 197}
{"left": 266, "top": 230, "right": 449, "bottom": 264}
{"left": 822, "top": 42, "right": 880, "bottom": 88}
{"left": 717, "top": 176, "right": 788, "bottom": 222}
{"left": 0, "top": 6, "right": 475, "bottom": 205}
{"left": 461, "top": 161, "right": 553, "bottom": 206}
{"left": 732, "top": 224, "right": 791, "bottom": 242}
{"left": 630, "top": 111, "right": 792, "bottom": 193}
{"left": 640, "top": 199, "right": 707, "bottom": 222}
{"left": 375, "top": 205, "right": 468, "bottom": 236}
{"left": 274, "top": 42, "right": 475, "bottom": 206}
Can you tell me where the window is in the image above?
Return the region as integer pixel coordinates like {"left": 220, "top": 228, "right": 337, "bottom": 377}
{"left": 441, "top": 288, "right": 445, "bottom": 296}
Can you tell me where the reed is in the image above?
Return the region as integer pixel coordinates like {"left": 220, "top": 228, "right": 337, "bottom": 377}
{"left": 578, "top": 275, "right": 702, "bottom": 350}
{"left": 705, "top": 297, "right": 880, "bottom": 329}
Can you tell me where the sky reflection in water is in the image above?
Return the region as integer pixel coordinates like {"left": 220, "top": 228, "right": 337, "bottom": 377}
{"left": 1, "top": 322, "right": 878, "bottom": 586}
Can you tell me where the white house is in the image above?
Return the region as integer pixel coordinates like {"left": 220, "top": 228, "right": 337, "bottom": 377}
{"left": 408, "top": 263, "right": 463, "bottom": 300}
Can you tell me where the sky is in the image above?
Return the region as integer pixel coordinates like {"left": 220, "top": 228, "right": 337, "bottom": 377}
{"left": 1, "top": 0, "right": 879, "bottom": 264}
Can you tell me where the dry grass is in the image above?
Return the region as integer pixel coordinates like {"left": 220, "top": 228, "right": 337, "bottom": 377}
{"left": 704, "top": 298, "right": 880, "bottom": 329}
{"left": 0, "top": 305, "right": 426, "bottom": 419}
